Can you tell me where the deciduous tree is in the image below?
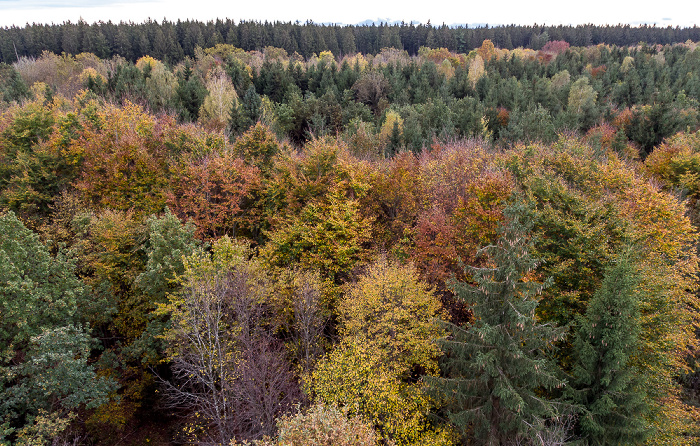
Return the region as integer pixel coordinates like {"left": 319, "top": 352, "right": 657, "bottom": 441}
{"left": 313, "top": 258, "right": 452, "bottom": 445}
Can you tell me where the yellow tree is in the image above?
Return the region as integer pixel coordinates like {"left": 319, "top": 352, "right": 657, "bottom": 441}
{"left": 313, "top": 258, "right": 453, "bottom": 446}
{"left": 199, "top": 66, "right": 237, "bottom": 132}
{"left": 476, "top": 39, "right": 498, "bottom": 62}
{"left": 467, "top": 54, "right": 486, "bottom": 89}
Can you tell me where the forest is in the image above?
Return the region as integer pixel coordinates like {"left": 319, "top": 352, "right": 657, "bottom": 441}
{"left": 1, "top": 19, "right": 700, "bottom": 446}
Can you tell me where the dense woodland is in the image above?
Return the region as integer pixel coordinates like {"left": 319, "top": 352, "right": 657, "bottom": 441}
{"left": 3, "top": 20, "right": 700, "bottom": 63}
{"left": 2, "top": 20, "right": 700, "bottom": 445}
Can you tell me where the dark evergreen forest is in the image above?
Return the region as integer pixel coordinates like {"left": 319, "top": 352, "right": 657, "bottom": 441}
{"left": 2, "top": 19, "right": 700, "bottom": 63}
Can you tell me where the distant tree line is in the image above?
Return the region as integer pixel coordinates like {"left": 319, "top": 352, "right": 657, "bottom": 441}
{"left": 2, "top": 19, "right": 700, "bottom": 64}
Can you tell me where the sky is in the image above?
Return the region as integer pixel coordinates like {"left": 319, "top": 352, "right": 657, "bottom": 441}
{"left": 0, "top": 0, "right": 696, "bottom": 29}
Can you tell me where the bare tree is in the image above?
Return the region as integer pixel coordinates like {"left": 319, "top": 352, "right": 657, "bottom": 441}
{"left": 505, "top": 413, "right": 577, "bottom": 446}
{"left": 290, "top": 270, "right": 326, "bottom": 377}
{"left": 160, "top": 271, "right": 240, "bottom": 445}
{"left": 351, "top": 71, "right": 389, "bottom": 114}
{"left": 159, "top": 239, "right": 300, "bottom": 445}
{"left": 230, "top": 332, "right": 301, "bottom": 440}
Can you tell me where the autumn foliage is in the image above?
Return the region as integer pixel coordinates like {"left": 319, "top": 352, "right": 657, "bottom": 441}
{"left": 2, "top": 40, "right": 700, "bottom": 446}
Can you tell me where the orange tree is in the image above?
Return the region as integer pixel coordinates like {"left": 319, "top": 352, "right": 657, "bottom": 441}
{"left": 70, "top": 101, "right": 173, "bottom": 216}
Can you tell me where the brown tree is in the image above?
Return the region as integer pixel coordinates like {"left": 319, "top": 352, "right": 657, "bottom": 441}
{"left": 159, "top": 238, "right": 300, "bottom": 444}
{"left": 352, "top": 71, "right": 390, "bottom": 115}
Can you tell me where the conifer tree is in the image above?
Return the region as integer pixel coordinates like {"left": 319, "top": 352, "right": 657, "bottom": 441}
{"left": 428, "top": 203, "right": 567, "bottom": 445}
{"left": 176, "top": 61, "right": 207, "bottom": 122}
{"left": 568, "top": 255, "right": 650, "bottom": 445}
{"left": 229, "top": 85, "right": 262, "bottom": 137}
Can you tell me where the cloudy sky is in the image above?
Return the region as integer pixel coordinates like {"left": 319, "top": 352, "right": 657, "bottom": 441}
{"left": 0, "top": 0, "right": 696, "bottom": 28}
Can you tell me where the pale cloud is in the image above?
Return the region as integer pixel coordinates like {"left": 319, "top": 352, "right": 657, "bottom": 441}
{"left": 0, "top": 0, "right": 140, "bottom": 6}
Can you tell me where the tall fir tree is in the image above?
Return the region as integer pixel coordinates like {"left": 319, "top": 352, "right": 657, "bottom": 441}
{"left": 428, "top": 203, "right": 567, "bottom": 445}
{"left": 176, "top": 60, "right": 207, "bottom": 122}
{"left": 229, "top": 85, "right": 262, "bottom": 137}
{"left": 567, "top": 254, "right": 650, "bottom": 445}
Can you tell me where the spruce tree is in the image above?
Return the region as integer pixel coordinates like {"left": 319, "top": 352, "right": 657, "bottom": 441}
{"left": 387, "top": 119, "right": 402, "bottom": 157}
{"left": 241, "top": 85, "right": 262, "bottom": 124}
{"left": 568, "top": 255, "right": 650, "bottom": 445}
{"left": 176, "top": 61, "right": 207, "bottom": 122}
{"left": 429, "top": 203, "right": 567, "bottom": 445}
{"left": 229, "top": 85, "right": 262, "bottom": 137}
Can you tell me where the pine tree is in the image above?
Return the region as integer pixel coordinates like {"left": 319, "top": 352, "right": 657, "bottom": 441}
{"left": 176, "top": 61, "right": 207, "bottom": 122}
{"left": 428, "top": 203, "right": 567, "bottom": 445}
{"left": 241, "top": 84, "right": 262, "bottom": 125}
{"left": 229, "top": 85, "right": 262, "bottom": 137}
{"left": 387, "top": 120, "right": 402, "bottom": 157}
{"left": 568, "top": 255, "right": 650, "bottom": 445}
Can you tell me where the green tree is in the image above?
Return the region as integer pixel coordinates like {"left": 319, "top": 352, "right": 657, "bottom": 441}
{"left": 566, "top": 77, "right": 598, "bottom": 130}
{"left": 0, "top": 210, "right": 88, "bottom": 355}
{"left": 176, "top": 61, "right": 207, "bottom": 122}
{"left": 428, "top": 203, "right": 567, "bottom": 445}
{"left": 132, "top": 209, "right": 201, "bottom": 363}
{"left": 501, "top": 104, "right": 557, "bottom": 144}
{"left": 0, "top": 211, "right": 116, "bottom": 443}
{"left": 0, "top": 63, "right": 30, "bottom": 104}
{"left": 261, "top": 186, "right": 372, "bottom": 285}
{"left": 230, "top": 85, "right": 263, "bottom": 137}
{"left": 568, "top": 255, "right": 651, "bottom": 445}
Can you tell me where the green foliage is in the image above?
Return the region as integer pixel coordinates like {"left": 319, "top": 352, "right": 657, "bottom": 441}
{"left": 505, "top": 137, "right": 700, "bottom": 444}
{"left": 624, "top": 102, "right": 698, "bottom": 156}
{"left": 501, "top": 104, "right": 557, "bottom": 144}
{"left": 0, "top": 211, "right": 87, "bottom": 348}
{"left": 568, "top": 254, "right": 651, "bottom": 444}
{"left": 230, "top": 85, "right": 262, "bottom": 136}
{"left": 0, "top": 211, "right": 116, "bottom": 441}
{"left": 428, "top": 203, "right": 567, "bottom": 445}
{"left": 4, "top": 325, "right": 116, "bottom": 413}
{"left": 262, "top": 186, "right": 372, "bottom": 284}
{"left": 130, "top": 209, "right": 200, "bottom": 363}
{"left": 2, "top": 38, "right": 700, "bottom": 445}
{"left": 176, "top": 61, "right": 207, "bottom": 121}
{"left": 9, "top": 410, "right": 75, "bottom": 446}
{"left": 0, "top": 63, "right": 30, "bottom": 104}
{"left": 261, "top": 139, "right": 374, "bottom": 282}
{"left": 0, "top": 106, "right": 78, "bottom": 225}
{"left": 136, "top": 209, "right": 200, "bottom": 300}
